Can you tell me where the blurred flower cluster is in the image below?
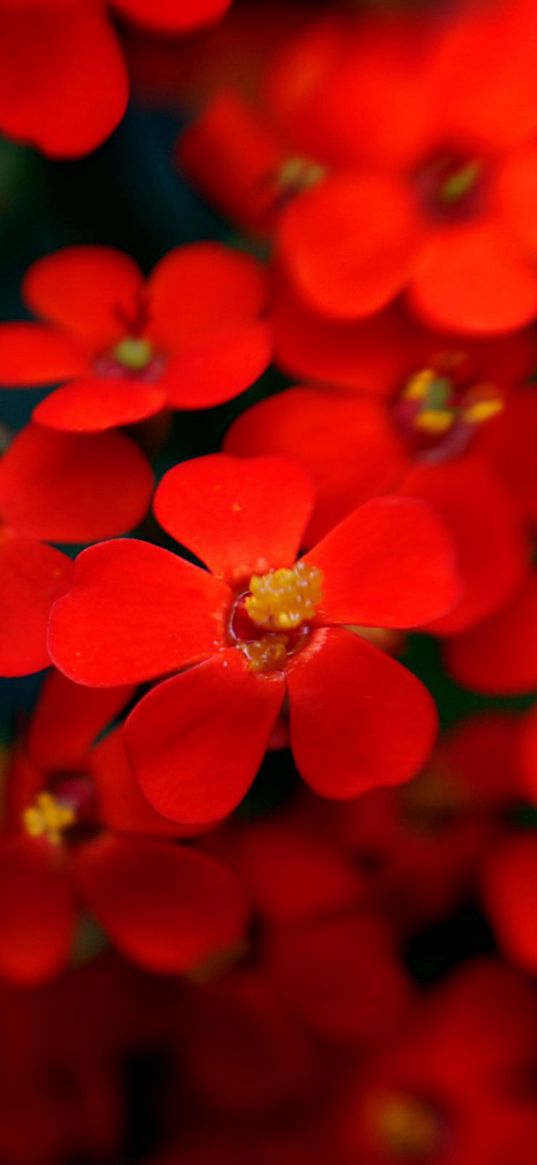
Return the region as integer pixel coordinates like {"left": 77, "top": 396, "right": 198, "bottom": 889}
{"left": 1, "top": 0, "right": 537, "bottom": 1162}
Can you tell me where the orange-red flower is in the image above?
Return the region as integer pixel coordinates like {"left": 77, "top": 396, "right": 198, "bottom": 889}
{"left": 225, "top": 291, "right": 532, "bottom": 634}
{"left": 48, "top": 454, "right": 459, "bottom": 822}
{"left": 0, "top": 244, "right": 271, "bottom": 432}
{"left": 182, "top": 1, "right": 537, "bottom": 331}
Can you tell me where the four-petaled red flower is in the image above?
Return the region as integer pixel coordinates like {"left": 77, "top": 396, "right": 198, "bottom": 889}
{"left": 0, "top": 669, "right": 248, "bottom": 984}
{"left": 226, "top": 288, "right": 532, "bottom": 634}
{"left": 48, "top": 454, "right": 459, "bottom": 823}
{"left": 0, "top": 243, "right": 272, "bottom": 432}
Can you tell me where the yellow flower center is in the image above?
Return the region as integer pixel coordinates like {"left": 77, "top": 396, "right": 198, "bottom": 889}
{"left": 366, "top": 1091, "right": 442, "bottom": 1160}
{"left": 23, "top": 791, "right": 76, "bottom": 846}
{"left": 438, "top": 159, "right": 481, "bottom": 205}
{"left": 113, "top": 336, "right": 154, "bottom": 371}
{"left": 245, "top": 562, "right": 323, "bottom": 631}
{"left": 402, "top": 366, "right": 503, "bottom": 437}
{"left": 229, "top": 563, "right": 324, "bottom": 673}
{"left": 278, "top": 156, "right": 328, "bottom": 194}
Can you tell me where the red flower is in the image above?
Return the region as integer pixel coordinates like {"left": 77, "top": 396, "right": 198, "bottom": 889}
{"left": 225, "top": 292, "right": 531, "bottom": 633}
{"left": 0, "top": 244, "right": 271, "bottom": 432}
{"left": 182, "top": 1, "right": 537, "bottom": 331}
{"left": 0, "top": 0, "right": 233, "bottom": 157}
{"left": 48, "top": 454, "right": 459, "bottom": 823}
{"left": 0, "top": 421, "right": 153, "bottom": 676}
{"left": 295, "top": 711, "right": 522, "bottom": 933}
{"left": 0, "top": 669, "right": 248, "bottom": 984}
{"left": 340, "top": 960, "right": 537, "bottom": 1165}
{"left": 180, "top": 90, "right": 297, "bottom": 236}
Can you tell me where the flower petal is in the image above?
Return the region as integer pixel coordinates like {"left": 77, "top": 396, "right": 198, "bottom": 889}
{"left": 23, "top": 246, "right": 144, "bottom": 347}
{"left": 33, "top": 378, "right": 167, "bottom": 433}
{"left": 445, "top": 577, "right": 537, "bottom": 695}
{"left": 0, "top": 837, "right": 75, "bottom": 984}
{"left": 0, "top": 4, "right": 128, "bottom": 157}
{"left": 434, "top": 0, "right": 537, "bottom": 151}
{"left": 215, "top": 815, "right": 365, "bottom": 925}
{"left": 0, "top": 322, "right": 88, "bottom": 385}
{"left": 224, "top": 388, "right": 408, "bottom": 546}
{"left": 164, "top": 323, "right": 272, "bottom": 409}
{"left": 482, "top": 835, "right": 537, "bottom": 973}
{"left": 125, "top": 651, "right": 285, "bottom": 824}
{"left": 0, "top": 424, "right": 154, "bottom": 542}
{"left": 74, "top": 834, "right": 249, "bottom": 975}
{"left": 90, "top": 729, "right": 186, "bottom": 838}
{"left": 179, "top": 92, "right": 283, "bottom": 234}
{"left": 148, "top": 243, "right": 268, "bottom": 351}
{"left": 268, "top": 15, "right": 437, "bottom": 168}
{"left": 409, "top": 220, "right": 537, "bottom": 334}
{"left": 305, "top": 496, "right": 459, "bottom": 628}
{"left": 496, "top": 143, "right": 537, "bottom": 254}
{"left": 279, "top": 173, "right": 426, "bottom": 319}
{"left": 154, "top": 453, "right": 314, "bottom": 584}
{"left": 476, "top": 390, "right": 537, "bottom": 525}
{"left": 288, "top": 628, "right": 438, "bottom": 798}
{"left": 48, "top": 539, "right": 229, "bottom": 686}
{"left": 400, "top": 458, "right": 529, "bottom": 636}
{"left": 27, "top": 671, "right": 134, "bottom": 772}
{"left": 0, "top": 535, "right": 72, "bottom": 677}
{"left": 115, "top": 0, "right": 231, "bottom": 32}
{"left": 265, "top": 912, "right": 412, "bottom": 1043}
{"left": 271, "top": 281, "right": 429, "bottom": 395}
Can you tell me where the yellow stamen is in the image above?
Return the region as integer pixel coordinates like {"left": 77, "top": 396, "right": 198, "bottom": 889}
{"left": 245, "top": 562, "right": 323, "bottom": 631}
{"left": 239, "top": 634, "right": 289, "bottom": 673}
{"left": 23, "top": 791, "right": 76, "bottom": 846}
{"left": 113, "top": 336, "right": 153, "bottom": 371}
{"left": 366, "top": 1091, "right": 441, "bottom": 1160}
{"left": 461, "top": 397, "right": 503, "bottom": 424}
{"left": 278, "top": 157, "right": 327, "bottom": 192}
{"left": 440, "top": 159, "right": 481, "bottom": 205}
{"left": 414, "top": 408, "right": 454, "bottom": 434}
{"left": 402, "top": 368, "right": 436, "bottom": 401}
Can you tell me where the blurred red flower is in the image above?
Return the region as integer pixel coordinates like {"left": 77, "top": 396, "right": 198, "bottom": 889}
{"left": 182, "top": 1, "right": 537, "bottom": 331}
{"left": 225, "top": 292, "right": 532, "bottom": 633}
{"left": 0, "top": 244, "right": 271, "bottom": 432}
{"left": 0, "top": 669, "right": 248, "bottom": 983}
{"left": 340, "top": 960, "right": 537, "bottom": 1165}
